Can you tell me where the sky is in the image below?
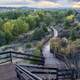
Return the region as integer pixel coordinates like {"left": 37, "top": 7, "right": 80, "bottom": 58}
{"left": 0, "top": 0, "right": 80, "bottom": 8}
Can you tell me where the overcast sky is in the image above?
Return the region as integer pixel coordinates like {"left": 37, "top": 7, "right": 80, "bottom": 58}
{"left": 0, "top": 0, "right": 80, "bottom": 8}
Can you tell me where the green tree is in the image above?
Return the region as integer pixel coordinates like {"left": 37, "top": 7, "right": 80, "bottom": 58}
{"left": 4, "top": 32, "right": 13, "bottom": 44}
{"left": 0, "top": 18, "right": 4, "bottom": 30}
{"left": 31, "top": 49, "right": 41, "bottom": 64}
{"left": 12, "top": 19, "right": 29, "bottom": 36}
{"left": 0, "top": 31, "right": 6, "bottom": 46}
{"left": 32, "top": 27, "right": 47, "bottom": 40}
{"left": 69, "top": 29, "right": 76, "bottom": 41}
{"left": 2, "top": 20, "right": 14, "bottom": 43}
{"left": 3, "top": 20, "right": 14, "bottom": 33}
{"left": 25, "top": 15, "right": 38, "bottom": 30}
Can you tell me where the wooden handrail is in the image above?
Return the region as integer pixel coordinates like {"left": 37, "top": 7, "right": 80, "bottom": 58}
{"left": 16, "top": 64, "right": 79, "bottom": 80}
{"left": 0, "top": 51, "right": 45, "bottom": 65}
{"left": 0, "top": 51, "right": 80, "bottom": 79}
{"left": 16, "top": 64, "right": 42, "bottom": 80}
{"left": 0, "top": 51, "right": 44, "bottom": 58}
{"left": 20, "top": 64, "right": 58, "bottom": 70}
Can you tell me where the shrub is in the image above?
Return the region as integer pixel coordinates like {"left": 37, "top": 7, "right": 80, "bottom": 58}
{"left": 26, "top": 43, "right": 32, "bottom": 48}
{"left": 30, "top": 49, "right": 41, "bottom": 64}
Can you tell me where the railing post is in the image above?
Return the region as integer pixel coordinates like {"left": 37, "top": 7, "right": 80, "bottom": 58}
{"left": 10, "top": 51, "right": 13, "bottom": 63}
{"left": 42, "top": 57, "right": 45, "bottom": 65}
{"left": 15, "top": 68, "right": 21, "bottom": 80}
{"left": 56, "top": 69, "right": 58, "bottom": 80}
{"left": 71, "top": 69, "right": 75, "bottom": 80}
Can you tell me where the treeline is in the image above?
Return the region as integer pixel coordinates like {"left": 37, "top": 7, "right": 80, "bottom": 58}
{"left": 0, "top": 9, "right": 79, "bottom": 46}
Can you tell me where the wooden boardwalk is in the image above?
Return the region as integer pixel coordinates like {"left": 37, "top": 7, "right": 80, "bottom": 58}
{"left": 0, "top": 63, "right": 18, "bottom": 80}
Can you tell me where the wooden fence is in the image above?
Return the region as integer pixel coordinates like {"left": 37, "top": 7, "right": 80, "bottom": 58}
{"left": 0, "top": 51, "right": 44, "bottom": 65}
{"left": 16, "top": 64, "right": 80, "bottom": 80}
{"left": 0, "top": 51, "right": 80, "bottom": 80}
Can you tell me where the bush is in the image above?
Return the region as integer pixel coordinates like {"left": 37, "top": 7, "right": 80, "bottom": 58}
{"left": 12, "top": 19, "right": 29, "bottom": 36}
{"left": 69, "top": 29, "right": 76, "bottom": 41}
{"left": 0, "top": 31, "right": 6, "bottom": 46}
{"left": 30, "top": 49, "right": 41, "bottom": 64}
{"left": 26, "top": 43, "right": 32, "bottom": 48}
{"left": 32, "top": 27, "right": 48, "bottom": 40}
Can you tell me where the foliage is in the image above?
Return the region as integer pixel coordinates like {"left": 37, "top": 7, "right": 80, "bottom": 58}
{"left": 26, "top": 43, "right": 32, "bottom": 48}
{"left": 12, "top": 19, "right": 29, "bottom": 36}
{"left": 50, "top": 38, "right": 80, "bottom": 55}
{"left": 3, "top": 20, "right": 14, "bottom": 33}
{"left": 32, "top": 27, "right": 48, "bottom": 40}
{"left": 30, "top": 48, "right": 41, "bottom": 64}
{"left": 69, "top": 29, "right": 76, "bottom": 41}
{"left": 0, "top": 9, "right": 79, "bottom": 46}
{"left": 0, "top": 31, "right": 6, "bottom": 46}
{"left": 50, "top": 38, "right": 68, "bottom": 54}
{"left": 66, "top": 15, "right": 75, "bottom": 21}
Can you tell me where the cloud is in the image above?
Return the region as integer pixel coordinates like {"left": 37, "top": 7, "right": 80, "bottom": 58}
{"left": 72, "top": 2, "right": 80, "bottom": 8}
{"left": 0, "top": 0, "right": 33, "bottom": 5}
{"left": 0, "top": 0, "right": 62, "bottom": 8}
{"left": 0, "top": 0, "right": 80, "bottom": 8}
{"left": 27, "top": 1, "right": 62, "bottom": 8}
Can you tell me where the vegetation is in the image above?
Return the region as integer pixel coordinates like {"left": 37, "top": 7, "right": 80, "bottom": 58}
{"left": 50, "top": 38, "right": 80, "bottom": 68}
{"left": 0, "top": 9, "right": 79, "bottom": 46}
{"left": 30, "top": 48, "right": 41, "bottom": 64}
{"left": 0, "top": 9, "right": 80, "bottom": 66}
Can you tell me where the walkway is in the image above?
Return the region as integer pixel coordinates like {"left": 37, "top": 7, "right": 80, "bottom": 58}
{"left": 42, "top": 42, "right": 66, "bottom": 68}
{"left": 0, "top": 63, "right": 18, "bottom": 80}
{"left": 42, "top": 27, "right": 66, "bottom": 68}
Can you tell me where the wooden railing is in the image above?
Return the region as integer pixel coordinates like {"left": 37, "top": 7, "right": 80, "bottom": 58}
{"left": 0, "top": 51, "right": 80, "bottom": 80}
{"left": 16, "top": 64, "right": 80, "bottom": 80}
{"left": 0, "top": 51, "right": 45, "bottom": 65}
{"left": 16, "top": 64, "right": 42, "bottom": 80}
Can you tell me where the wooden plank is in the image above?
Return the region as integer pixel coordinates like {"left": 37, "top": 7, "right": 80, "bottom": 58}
{"left": 0, "top": 63, "right": 18, "bottom": 80}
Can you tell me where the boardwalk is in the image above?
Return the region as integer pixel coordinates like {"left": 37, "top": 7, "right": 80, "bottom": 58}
{"left": 42, "top": 42, "right": 67, "bottom": 68}
{"left": 0, "top": 63, "right": 18, "bottom": 80}
{"left": 42, "top": 27, "right": 67, "bottom": 68}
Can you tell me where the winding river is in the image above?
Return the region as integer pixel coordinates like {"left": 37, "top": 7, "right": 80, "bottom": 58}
{"left": 42, "top": 27, "right": 66, "bottom": 68}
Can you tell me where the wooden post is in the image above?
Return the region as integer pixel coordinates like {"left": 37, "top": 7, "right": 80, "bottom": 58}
{"left": 56, "top": 69, "right": 58, "bottom": 80}
{"left": 75, "top": 69, "right": 78, "bottom": 80}
{"left": 71, "top": 69, "right": 75, "bottom": 80}
{"left": 10, "top": 51, "right": 13, "bottom": 63}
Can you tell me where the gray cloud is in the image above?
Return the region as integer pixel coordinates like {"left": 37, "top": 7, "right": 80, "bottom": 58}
{"left": 0, "top": 0, "right": 80, "bottom": 8}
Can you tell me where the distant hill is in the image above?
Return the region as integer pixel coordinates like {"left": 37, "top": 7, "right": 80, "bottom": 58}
{"left": 0, "top": 6, "right": 80, "bottom": 12}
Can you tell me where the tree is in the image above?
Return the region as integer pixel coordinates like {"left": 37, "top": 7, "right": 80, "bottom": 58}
{"left": 32, "top": 27, "right": 48, "bottom": 40}
{"left": 50, "top": 38, "right": 62, "bottom": 53}
{"left": 68, "top": 39, "right": 80, "bottom": 69}
{"left": 12, "top": 19, "right": 29, "bottom": 36}
{"left": 66, "top": 15, "right": 75, "bottom": 22}
{"left": 64, "top": 15, "right": 75, "bottom": 29}
{"left": 0, "top": 31, "right": 6, "bottom": 46}
{"left": 2, "top": 20, "right": 14, "bottom": 43}
{"left": 3, "top": 20, "right": 14, "bottom": 33}
{"left": 25, "top": 15, "right": 39, "bottom": 30}
{"left": 31, "top": 48, "right": 41, "bottom": 64}
{"left": 0, "top": 18, "right": 4, "bottom": 30}
{"left": 4, "top": 32, "right": 13, "bottom": 44}
{"left": 66, "top": 9, "right": 76, "bottom": 16}
{"left": 69, "top": 29, "right": 76, "bottom": 41}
